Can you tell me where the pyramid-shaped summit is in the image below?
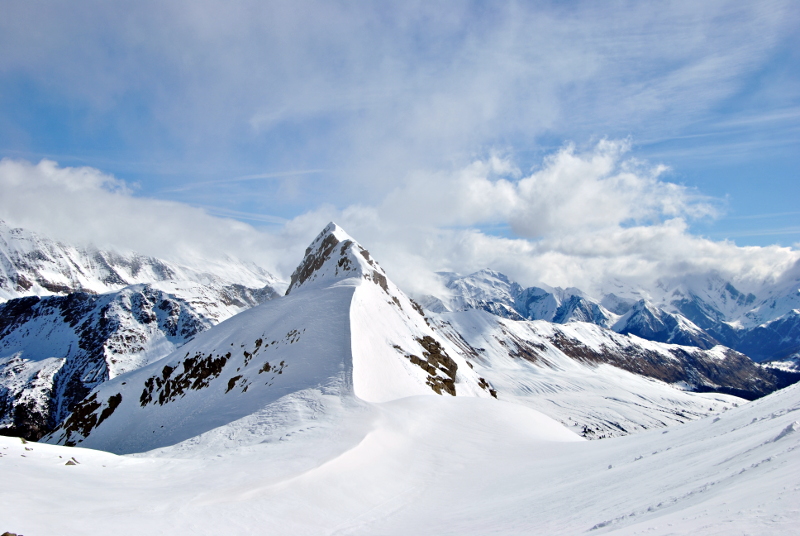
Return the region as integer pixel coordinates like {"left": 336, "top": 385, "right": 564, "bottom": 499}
{"left": 43, "top": 223, "right": 494, "bottom": 453}
{"left": 286, "top": 222, "right": 388, "bottom": 295}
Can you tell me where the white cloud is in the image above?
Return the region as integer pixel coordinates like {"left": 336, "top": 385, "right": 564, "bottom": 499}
{"left": 1, "top": 145, "right": 797, "bottom": 299}
{"left": 380, "top": 140, "right": 716, "bottom": 237}
{"left": 255, "top": 142, "right": 798, "bottom": 295}
{"left": 0, "top": 158, "right": 293, "bottom": 275}
{"left": 1, "top": 0, "right": 795, "bottom": 192}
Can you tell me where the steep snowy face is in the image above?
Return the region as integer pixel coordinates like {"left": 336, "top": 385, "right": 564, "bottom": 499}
{"left": 612, "top": 299, "right": 719, "bottom": 349}
{"left": 43, "top": 283, "right": 357, "bottom": 453}
{"left": 550, "top": 295, "right": 613, "bottom": 326}
{"left": 43, "top": 223, "right": 493, "bottom": 453}
{"left": 514, "top": 286, "right": 561, "bottom": 320}
{"left": 284, "top": 223, "right": 492, "bottom": 402}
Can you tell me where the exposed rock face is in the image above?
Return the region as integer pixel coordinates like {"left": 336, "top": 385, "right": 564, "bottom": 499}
{"left": 398, "top": 336, "right": 459, "bottom": 396}
{"left": 0, "top": 286, "right": 210, "bottom": 440}
{"left": 285, "top": 222, "right": 394, "bottom": 297}
{"left": 545, "top": 331, "right": 782, "bottom": 400}
{"left": 286, "top": 229, "right": 345, "bottom": 294}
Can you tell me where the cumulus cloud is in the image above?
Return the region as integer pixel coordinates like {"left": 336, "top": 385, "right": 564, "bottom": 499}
{"left": 380, "top": 140, "right": 717, "bottom": 238}
{"left": 1, "top": 147, "right": 797, "bottom": 298}
{"left": 238, "top": 141, "right": 796, "bottom": 295}
{"left": 0, "top": 158, "right": 293, "bottom": 275}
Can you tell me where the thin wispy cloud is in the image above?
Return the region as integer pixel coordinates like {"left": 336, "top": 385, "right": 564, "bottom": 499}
{"left": 713, "top": 227, "right": 800, "bottom": 238}
{"left": 158, "top": 170, "right": 327, "bottom": 194}
{"left": 725, "top": 211, "right": 800, "bottom": 220}
{"left": 192, "top": 205, "right": 289, "bottom": 225}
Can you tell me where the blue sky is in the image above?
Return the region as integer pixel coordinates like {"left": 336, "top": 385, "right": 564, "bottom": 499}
{"left": 0, "top": 1, "right": 798, "bottom": 290}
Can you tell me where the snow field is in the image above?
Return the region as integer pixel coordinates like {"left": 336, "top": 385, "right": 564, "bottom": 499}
{"left": 2, "top": 384, "right": 799, "bottom": 535}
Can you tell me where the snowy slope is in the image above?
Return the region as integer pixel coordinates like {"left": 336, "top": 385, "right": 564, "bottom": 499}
{"left": 4, "top": 379, "right": 800, "bottom": 534}
{"left": 0, "top": 281, "right": 280, "bottom": 440}
{"left": 0, "top": 286, "right": 212, "bottom": 439}
{"left": 43, "top": 223, "right": 492, "bottom": 453}
{"left": 430, "top": 309, "right": 771, "bottom": 438}
{"left": 0, "top": 221, "right": 283, "bottom": 441}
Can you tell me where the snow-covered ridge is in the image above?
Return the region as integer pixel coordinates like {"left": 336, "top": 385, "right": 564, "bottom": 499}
{"left": 43, "top": 223, "right": 494, "bottom": 453}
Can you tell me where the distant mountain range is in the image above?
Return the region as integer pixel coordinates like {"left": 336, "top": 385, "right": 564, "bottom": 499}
{"left": 417, "top": 267, "right": 800, "bottom": 365}
{"left": 29, "top": 223, "right": 794, "bottom": 451}
{"left": 1, "top": 221, "right": 797, "bottom": 448}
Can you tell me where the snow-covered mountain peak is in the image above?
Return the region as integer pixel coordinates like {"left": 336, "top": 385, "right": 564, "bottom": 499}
{"left": 42, "top": 224, "right": 494, "bottom": 452}
{"left": 285, "top": 222, "right": 388, "bottom": 295}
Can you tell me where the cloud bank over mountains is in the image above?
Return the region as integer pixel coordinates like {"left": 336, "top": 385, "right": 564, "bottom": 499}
{"left": 1, "top": 1, "right": 797, "bottom": 292}
{"left": 2, "top": 140, "right": 797, "bottom": 296}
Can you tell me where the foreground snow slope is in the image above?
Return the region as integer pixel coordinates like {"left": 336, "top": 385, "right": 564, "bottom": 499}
{"left": 2, "top": 382, "right": 799, "bottom": 535}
